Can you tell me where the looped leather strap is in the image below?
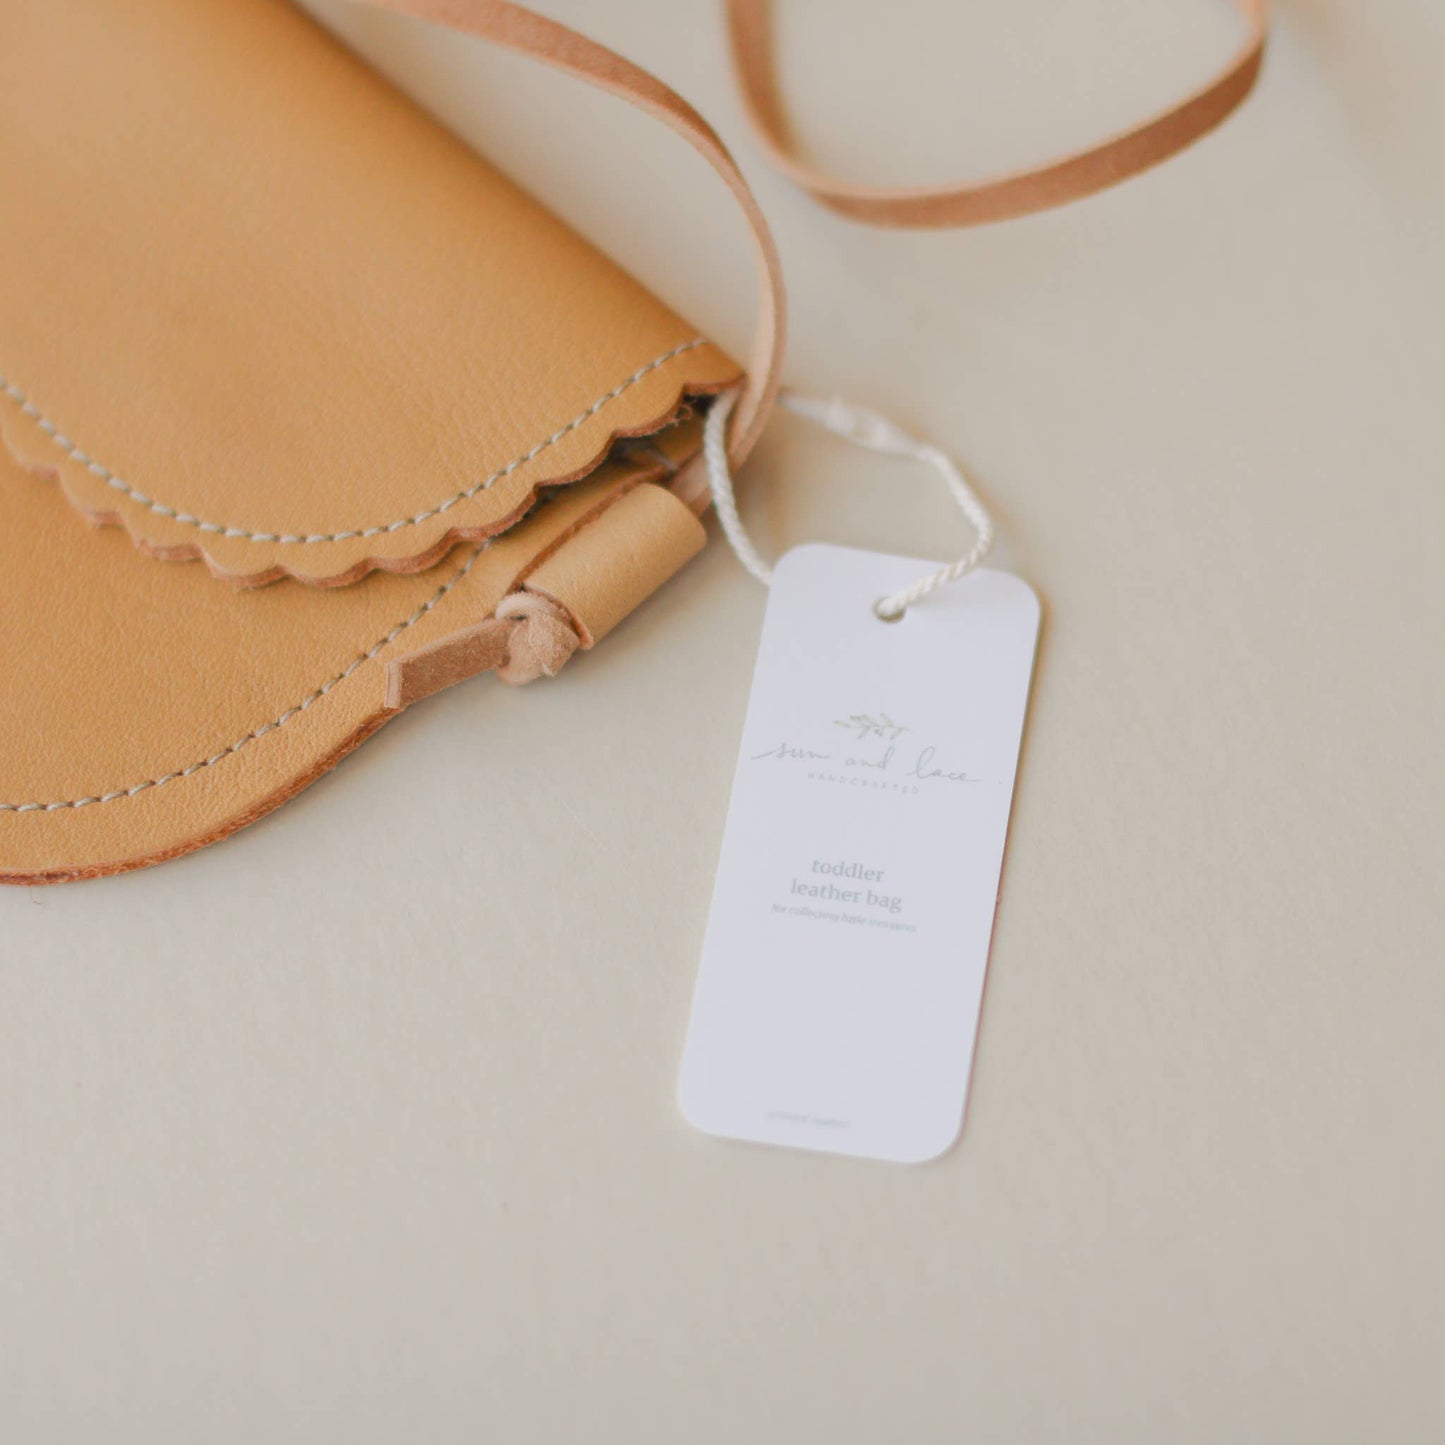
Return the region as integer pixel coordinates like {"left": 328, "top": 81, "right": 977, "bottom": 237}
{"left": 724, "top": 0, "right": 1269, "bottom": 228}
{"left": 361, "top": 0, "right": 786, "bottom": 471}
{"left": 360, "top": 1, "right": 1268, "bottom": 465}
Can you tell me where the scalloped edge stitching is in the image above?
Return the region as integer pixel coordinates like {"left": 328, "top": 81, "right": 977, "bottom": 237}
{"left": 0, "top": 338, "right": 705, "bottom": 545}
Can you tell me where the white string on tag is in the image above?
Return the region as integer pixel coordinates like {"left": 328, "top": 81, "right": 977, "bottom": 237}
{"left": 702, "top": 387, "right": 995, "bottom": 619}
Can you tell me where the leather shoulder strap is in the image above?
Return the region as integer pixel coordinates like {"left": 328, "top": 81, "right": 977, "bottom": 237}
{"left": 359, "top": 1, "right": 1268, "bottom": 461}
{"left": 362, "top": 0, "right": 786, "bottom": 469}
{"left": 724, "top": 0, "right": 1268, "bottom": 228}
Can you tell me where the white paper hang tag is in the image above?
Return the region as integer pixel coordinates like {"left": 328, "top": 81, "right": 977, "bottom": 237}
{"left": 679, "top": 543, "right": 1040, "bottom": 1164}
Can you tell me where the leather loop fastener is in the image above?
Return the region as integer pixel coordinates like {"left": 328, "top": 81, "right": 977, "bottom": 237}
{"left": 491, "top": 591, "right": 582, "bottom": 684}
{"left": 519, "top": 481, "right": 706, "bottom": 648}
{"left": 384, "top": 482, "right": 706, "bottom": 707}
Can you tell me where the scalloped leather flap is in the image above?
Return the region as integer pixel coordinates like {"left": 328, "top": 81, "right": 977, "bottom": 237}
{"left": 0, "top": 0, "right": 737, "bottom": 586}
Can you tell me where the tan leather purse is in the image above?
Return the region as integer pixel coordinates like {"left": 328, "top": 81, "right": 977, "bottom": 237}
{"left": 0, "top": 0, "right": 1266, "bottom": 883}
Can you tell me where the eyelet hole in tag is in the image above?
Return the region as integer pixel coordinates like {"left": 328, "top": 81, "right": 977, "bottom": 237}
{"left": 679, "top": 544, "right": 1040, "bottom": 1164}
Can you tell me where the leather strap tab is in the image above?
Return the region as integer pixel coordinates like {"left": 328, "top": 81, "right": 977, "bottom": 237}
{"left": 725, "top": 0, "right": 1269, "bottom": 228}
{"left": 385, "top": 613, "right": 516, "bottom": 709}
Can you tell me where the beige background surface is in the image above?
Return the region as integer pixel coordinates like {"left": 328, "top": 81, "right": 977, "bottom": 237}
{"left": 3, "top": 2, "right": 1442, "bottom": 1440}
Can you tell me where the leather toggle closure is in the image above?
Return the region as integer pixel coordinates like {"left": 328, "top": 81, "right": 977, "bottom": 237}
{"left": 491, "top": 591, "right": 581, "bottom": 685}
{"left": 384, "top": 481, "right": 706, "bottom": 709}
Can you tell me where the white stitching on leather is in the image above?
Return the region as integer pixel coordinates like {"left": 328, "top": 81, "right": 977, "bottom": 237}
{"left": 0, "top": 339, "right": 706, "bottom": 545}
{"left": 0, "top": 543, "right": 487, "bottom": 814}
